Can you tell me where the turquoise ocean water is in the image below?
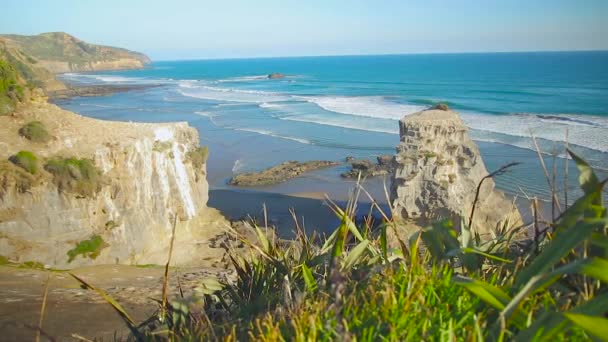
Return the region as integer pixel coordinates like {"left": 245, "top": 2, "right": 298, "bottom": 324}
{"left": 56, "top": 52, "right": 608, "bottom": 203}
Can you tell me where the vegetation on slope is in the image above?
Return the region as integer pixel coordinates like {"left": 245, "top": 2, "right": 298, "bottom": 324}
{"left": 0, "top": 160, "right": 38, "bottom": 196}
{"left": 0, "top": 56, "right": 24, "bottom": 115}
{"left": 44, "top": 157, "right": 101, "bottom": 197}
{"left": 8, "top": 151, "right": 39, "bottom": 174}
{"left": 18, "top": 121, "right": 51, "bottom": 143}
{"left": 188, "top": 146, "right": 209, "bottom": 170}
{"left": 68, "top": 150, "right": 607, "bottom": 341}
{"left": 67, "top": 235, "right": 108, "bottom": 263}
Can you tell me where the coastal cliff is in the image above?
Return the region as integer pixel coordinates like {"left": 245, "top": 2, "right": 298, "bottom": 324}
{"left": 0, "top": 98, "right": 228, "bottom": 268}
{"left": 390, "top": 108, "right": 521, "bottom": 238}
{"left": 0, "top": 32, "right": 150, "bottom": 74}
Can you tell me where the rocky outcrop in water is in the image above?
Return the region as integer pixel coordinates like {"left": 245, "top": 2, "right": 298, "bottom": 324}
{"left": 390, "top": 108, "right": 521, "bottom": 238}
{"left": 267, "top": 73, "right": 286, "bottom": 79}
{"left": 0, "top": 99, "right": 228, "bottom": 268}
{"left": 229, "top": 160, "right": 340, "bottom": 186}
{"left": 341, "top": 155, "right": 396, "bottom": 178}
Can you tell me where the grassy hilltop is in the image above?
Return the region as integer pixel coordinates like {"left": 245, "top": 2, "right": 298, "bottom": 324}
{"left": 0, "top": 32, "right": 150, "bottom": 73}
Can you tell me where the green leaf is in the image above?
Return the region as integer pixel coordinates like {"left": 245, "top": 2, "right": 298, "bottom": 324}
{"left": 460, "top": 220, "right": 473, "bottom": 248}
{"left": 380, "top": 224, "right": 388, "bottom": 262}
{"left": 459, "top": 247, "right": 512, "bottom": 264}
{"left": 453, "top": 276, "right": 511, "bottom": 310}
{"left": 196, "top": 277, "right": 224, "bottom": 295}
{"left": 332, "top": 215, "right": 348, "bottom": 258}
{"left": 301, "top": 263, "right": 317, "bottom": 292}
{"left": 568, "top": 148, "right": 600, "bottom": 196}
{"left": 514, "top": 213, "right": 605, "bottom": 289}
{"left": 564, "top": 313, "right": 608, "bottom": 341}
{"left": 342, "top": 239, "right": 371, "bottom": 271}
{"left": 408, "top": 231, "right": 422, "bottom": 266}
{"left": 504, "top": 257, "right": 608, "bottom": 332}
{"left": 254, "top": 225, "right": 271, "bottom": 254}
{"left": 321, "top": 229, "right": 339, "bottom": 254}
{"left": 515, "top": 292, "right": 608, "bottom": 341}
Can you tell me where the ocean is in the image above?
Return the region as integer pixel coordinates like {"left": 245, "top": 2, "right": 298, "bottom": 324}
{"left": 56, "top": 51, "right": 608, "bottom": 204}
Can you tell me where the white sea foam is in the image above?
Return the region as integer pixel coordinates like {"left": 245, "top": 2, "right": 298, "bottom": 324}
{"left": 178, "top": 83, "right": 289, "bottom": 103}
{"left": 259, "top": 102, "right": 285, "bottom": 109}
{"left": 232, "top": 159, "right": 245, "bottom": 173}
{"left": 234, "top": 128, "right": 311, "bottom": 144}
{"left": 280, "top": 116, "right": 398, "bottom": 135}
{"left": 461, "top": 112, "right": 608, "bottom": 153}
{"left": 66, "top": 71, "right": 608, "bottom": 155}
{"left": 194, "top": 111, "right": 214, "bottom": 118}
{"left": 217, "top": 75, "right": 269, "bottom": 82}
{"left": 61, "top": 73, "right": 167, "bottom": 85}
{"left": 300, "top": 95, "right": 425, "bottom": 120}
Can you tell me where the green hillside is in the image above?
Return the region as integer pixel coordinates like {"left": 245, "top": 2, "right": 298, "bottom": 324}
{"left": 0, "top": 32, "right": 150, "bottom": 73}
{"left": 1, "top": 32, "right": 150, "bottom": 64}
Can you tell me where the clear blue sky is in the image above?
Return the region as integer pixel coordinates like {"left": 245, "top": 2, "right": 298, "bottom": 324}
{"left": 1, "top": 0, "right": 606, "bottom": 60}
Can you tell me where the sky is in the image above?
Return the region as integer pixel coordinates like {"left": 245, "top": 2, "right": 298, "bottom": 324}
{"left": 1, "top": 0, "right": 607, "bottom": 60}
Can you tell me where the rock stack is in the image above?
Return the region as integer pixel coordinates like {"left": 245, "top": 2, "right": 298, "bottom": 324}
{"left": 390, "top": 108, "right": 521, "bottom": 238}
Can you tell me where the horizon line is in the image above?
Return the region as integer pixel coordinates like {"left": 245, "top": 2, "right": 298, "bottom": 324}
{"left": 152, "top": 48, "right": 608, "bottom": 62}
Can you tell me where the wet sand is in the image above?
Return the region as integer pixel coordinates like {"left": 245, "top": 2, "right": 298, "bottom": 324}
{"left": 208, "top": 189, "right": 390, "bottom": 238}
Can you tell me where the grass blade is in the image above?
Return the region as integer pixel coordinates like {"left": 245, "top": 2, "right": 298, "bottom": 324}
{"left": 515, "top": 292, "right": 608, "bottom": 341}
{"left": 453, "top": 276, "right": 511, "bottom": 310}
{"left": 514, "top": 207, "right": 605, "bottom": 289}
{"left": 564, "top": 313, "right": 608, "bottom": 341}
{"left": 36, "top": 274, "right": 51, "bottom": 342}
{"left": 69, "top": 273, "right": 141, "bottom": 339}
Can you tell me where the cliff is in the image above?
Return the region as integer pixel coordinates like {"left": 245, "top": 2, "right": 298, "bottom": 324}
{"left": 0, "top": 32, "right": 150, "bottom": 74}
{"left": 390, "top": 108, "right": 521, "bottom": 238}
{"left": 0, "top": 98, "right": 228, "bottom": 269}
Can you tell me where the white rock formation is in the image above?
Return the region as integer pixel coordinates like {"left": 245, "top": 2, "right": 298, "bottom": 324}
{"left": 390, "top": 108, "right": 522, "bottom": 238}
{"left": 0, "top": 100, "right": 228, "bottom": 268}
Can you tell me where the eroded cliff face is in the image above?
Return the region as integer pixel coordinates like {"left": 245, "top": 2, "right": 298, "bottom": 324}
{"left": 0, "top": 99, "right": 227, "bottom": 268}
{"left": 390, "top": 108, "right": 521, "bottom": 238}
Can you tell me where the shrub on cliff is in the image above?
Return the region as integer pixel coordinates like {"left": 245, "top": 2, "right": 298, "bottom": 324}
{"left": 18, "top": 121, "right": 51, "bottom": 143}
{"left": 187, "top": 146, "right": 209, "bottom": 169}
{"left": 67, "top": 235, "right": 108, "bottom": 262}
{"left": 8, "top": 150, "right": 39, "bottom": 174}
{"left": 0, "top": 58, "right": 25, "bottom": 115}
{"left": 44, "top": 157, "right": 101, "bottom": 197}
{"left": 0, "top": 160, "right": 37, "bottom": 195}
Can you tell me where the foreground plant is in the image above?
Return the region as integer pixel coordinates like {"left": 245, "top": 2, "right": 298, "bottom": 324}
{"left": 70, "top": 150, "right": 607, "bottom": 341}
